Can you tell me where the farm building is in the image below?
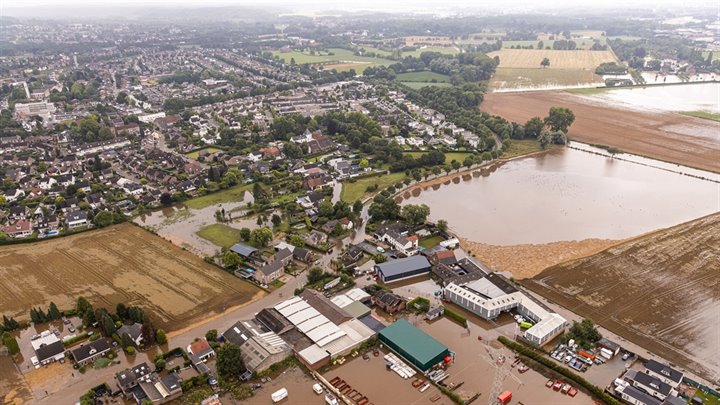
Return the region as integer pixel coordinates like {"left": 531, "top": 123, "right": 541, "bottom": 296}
{"left": 444, "top": 273, "right": 567, "bottom": 346}
{"left": 375, "top": 255, "right": 431, "bottom": 283}
{"left": 230, "top": 242, "right": 258, "bottom": 258}
{"left": 378, "top": 319, "right": 451, "bottom": 372}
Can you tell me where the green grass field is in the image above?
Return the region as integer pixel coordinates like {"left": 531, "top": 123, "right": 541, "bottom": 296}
{"left": 197, "top": 224, "right": 243, "bottom": 248}
{"left": 679, "top": 110, "right": 720, "bottom": 122}
{"left": 404, "top": 151, "right": 474, "bottom": 163}
{"left": 185, "top": 184, "right": 251, "bottom": 210}
{"left": 419, "top": 235, "right": 444, "bottom": 249}
{"left": 272, "top": 48, "right": 394, "bottom": 73}
{"left": 501, "top": 139, "right": 544, "bottom": 159}
{"left": 186, "top": 147, "right": 223, "bottom": 160}
{"left": 396, "top": 71, "right": 450, "bottom": 82}
{"left": 400, "top": 81, "right": 453, "bottom": 89}
{"left": 701, "top": 51, "right": 719, "bottom": 62}
{"left": 340, "top": 172, "right": 407, "bottom": 203}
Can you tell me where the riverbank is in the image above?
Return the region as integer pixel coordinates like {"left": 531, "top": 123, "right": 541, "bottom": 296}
{"left": 459, "top": 237, "right": 624, "bottom": 279}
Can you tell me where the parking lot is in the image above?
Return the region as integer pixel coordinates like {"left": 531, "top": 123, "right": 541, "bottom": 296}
{"left": 14, "top": 316, "right": 81, "bottom": 371}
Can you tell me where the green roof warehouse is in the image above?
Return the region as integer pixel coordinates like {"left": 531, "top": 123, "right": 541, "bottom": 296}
{"left": 378, "top": 319, "right": 450, "bottom": 372}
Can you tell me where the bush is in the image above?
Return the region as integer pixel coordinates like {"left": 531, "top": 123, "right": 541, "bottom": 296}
{"left": 443, "top": 306, "right": 468, "bottom": 327}
{"left": 125, "top": 346, "right": 135, "bottom": 355}
{"left": 497, "top": 336, "right": 622, "bottom": 405}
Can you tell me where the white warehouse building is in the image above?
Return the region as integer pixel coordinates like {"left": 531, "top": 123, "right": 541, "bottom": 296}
{"left": 444, "top": 273, "right": 567, "bottom": 346}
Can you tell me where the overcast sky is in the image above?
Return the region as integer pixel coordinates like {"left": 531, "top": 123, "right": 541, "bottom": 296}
{"left": 2, "top": 0, "right": 718, "bottom": 10}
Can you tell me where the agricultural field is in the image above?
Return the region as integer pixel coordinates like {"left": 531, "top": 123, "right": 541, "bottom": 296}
{"left": 340, "top": 172, "right": 407, "bottom": 203}
{"left": 526, "top": 213, "right": 720, "bottom": 384}
{"left": 185, "top": 147, "right": 223, "bottom": 160}
{"left": 488, "top": 49, "right": 618, "bottom": 69}
{"left": 197, "top": 223, "right": 243, "bottom": 248}
{"left": 272, "top": 48, "right": 394, "bottom": 73}
{"left": 701, "top": 51, "right": 719, "bottom": 61}
{"left": 0, "top": 224, "right": 263, "bottom": 330}
{"left": 501, "top": 40, "right": 556, "bottom": 49}
{"left": 482, "top": 91, "right": 720, "bottom": 173}
{"left": 490, "top": 67, "right": 603, "bottom": 90}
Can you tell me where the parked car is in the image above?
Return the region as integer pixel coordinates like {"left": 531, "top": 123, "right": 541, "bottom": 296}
{"left": 376, "top": 247, "right": 385, "bottom": 253}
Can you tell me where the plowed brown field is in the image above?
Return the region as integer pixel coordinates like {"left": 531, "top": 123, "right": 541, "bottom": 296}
{"left": 482, "top": 91, "right": 720, "bottom": 173}
{"left": 526, "top": 213, "right": 720, "bottom": 384}
{"left": 0, "top": 224, "right": 263, "bottom": 330}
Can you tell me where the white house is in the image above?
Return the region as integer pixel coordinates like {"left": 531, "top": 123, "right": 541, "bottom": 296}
{"left": 380, "top": 231, "right": 419, "bottom": 256}
{"left": 66, "top": 211, "right": 88, "bottom": 229}
{"left": 39, "top": 177, "right": 58, "bottom": 190}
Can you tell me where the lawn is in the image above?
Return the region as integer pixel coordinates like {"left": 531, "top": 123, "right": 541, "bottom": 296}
{"left": 197, "top": 224, "right": 243, "bottom": 248}
{"left": 694, "top": 389, "right": 720, "bottom": 405}
{"left": 340, "top": 172, "right": 407, "bottom": 203}
{"left": 186, "top": 147, "right": 223, "bottom": 160}
{"left": 400, "top": 81, "right": 453, "bottom": 89}
{"left": 94, "top": 357, "right": 112, "bottom": 369}
{"left": 680, "top": 110, "right": 720, "bottom": 122}
{"left": 396, "top": 71, "right": 450, "bottom": 82}
{"left": 501, "top": 139, "right": 544, "bottom": 159}
{"left": 419, "top": 235, "right": 444, "bottom": 249}
{"left": 701, "top": 51, "right": 718, "bottom": 62}
{"left": 184, "top": 184, "right": 251, "bottom": 210}
{"left": 404, "top": 151, "right": 474, "bottom": 163}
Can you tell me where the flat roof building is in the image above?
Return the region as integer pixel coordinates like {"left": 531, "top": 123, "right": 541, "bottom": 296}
{"left": 378, "top": 319, "right": 450, "bottom": 372}
{"left": 375, "top": 255, "right": 431, "bottom": 283}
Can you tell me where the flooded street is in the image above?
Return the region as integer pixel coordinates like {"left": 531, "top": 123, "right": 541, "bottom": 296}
{"left": 134, "top": 192, "right": 255, "bottom": 256}
{"left": 402, "top": 146, "right": 719, "bottom": 245}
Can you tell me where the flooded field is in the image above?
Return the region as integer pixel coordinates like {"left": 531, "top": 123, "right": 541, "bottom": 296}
{"left": 590, "top": 82, "right": 720, "bottom": 113}
{"left": 0, "top": 223, "right": 263, "bottom": 330}
{"left": 527, "top": 212, "right": 720, "bottom": 385}
{"left": 401, "top": 146, "right": 719, "bottom": 245}
{"left": 482, "top": 90, "right": 720, "bottom": 173}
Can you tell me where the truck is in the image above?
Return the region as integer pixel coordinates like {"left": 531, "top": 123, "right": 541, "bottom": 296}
{"left": 271, "top": 388, "right": 288, "bottom": 403}
{"left": 497, "top": 390, "right": 512, "bottom": 405}
{"left": 519, "top": 321, "right": 533, "bottom": 329}
{"left": 600, "top": 348, "right": 614, "bottom": 359}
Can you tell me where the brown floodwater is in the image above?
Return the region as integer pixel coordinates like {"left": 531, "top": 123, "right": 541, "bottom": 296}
{"left": 402, "top": 146, "right": 719, "bottom": 245}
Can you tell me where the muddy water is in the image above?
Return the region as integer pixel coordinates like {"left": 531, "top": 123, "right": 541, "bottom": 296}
{"left": 402, "top": 146, "right": 719, "bottom": 245}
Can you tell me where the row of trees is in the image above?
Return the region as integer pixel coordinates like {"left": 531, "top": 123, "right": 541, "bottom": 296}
{"left": 510, "top": 107, "right": 575, "bottom": 148}
{"left": 29, "top": 302, "right": 62, "bottom": 324}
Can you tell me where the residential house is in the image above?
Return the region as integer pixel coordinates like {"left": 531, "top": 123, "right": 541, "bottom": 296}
{"left": 342, "top": 245, "right": 364, "bottom": 266}
{"left": 304, "top": 230, "right": 328, "bottom": 247}
{"left": 372, "top": 290, "right": 407, "bottom": 314}
{"left": 8, "top": 205, "right": 28, "bottom": 221}
{"left": 66, "top": 210, "right": 88, "bottom": 229}
{"left": 117, "top": 323, "right": 144, "bottom": 347}
{"left": 380, "top": 230, "right": 419, "bottom": 256}
{"left": 257, "top": 260, "right": 284, "bottom": 285}
{"left": 70, "top": 339, "right": 111, "bottom": 366}
{"left": 3, "top": 220, "right": 33, "bottom": 238}
{"left": 115, "top": 362, "right": 152, "bottom": 398}
{"left": 31, "top": 331, "right": 65, "bottom": 365}
{"left": 4, "top": 188, "right": 25, "bottom": 202}
{"left": 643, "top": 360, "right": 684, "bottom": 388}
{"left": 137, "top": 373, "right": 183, "bottom": 404}
{"left": 631, "top": 372, "right": 674, "bottom": 401}
{"left": 292, "top": 247, "right": 313, "bottom": 263}
{"left": 187, "top": 338, "right": 215, "bottom": 362}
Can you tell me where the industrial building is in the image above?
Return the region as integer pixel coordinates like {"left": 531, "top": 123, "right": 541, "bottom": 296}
{"left": 378, "top": 319, "right": 451, "bottom": 372}
{"left": 222, "top": 319, "right": 290, "bottom": 372}
{"left": 271, "top": 290, "right": 375, "bottom": 370}
{"left": 443, "top": 271, "right": 567, "bottom": 346}
{"left": 375, "top": 255, "right": 431, "bottom": 283}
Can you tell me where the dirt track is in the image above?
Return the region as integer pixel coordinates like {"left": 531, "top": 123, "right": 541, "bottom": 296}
{"left": 526, "top": 213, "right": 720, "bottom": 384}
{"left": 0, "top": 224, "right": 263, "bottom": 331}
{"left": 482, "top": 91, "right": 720, "bottom": 173}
